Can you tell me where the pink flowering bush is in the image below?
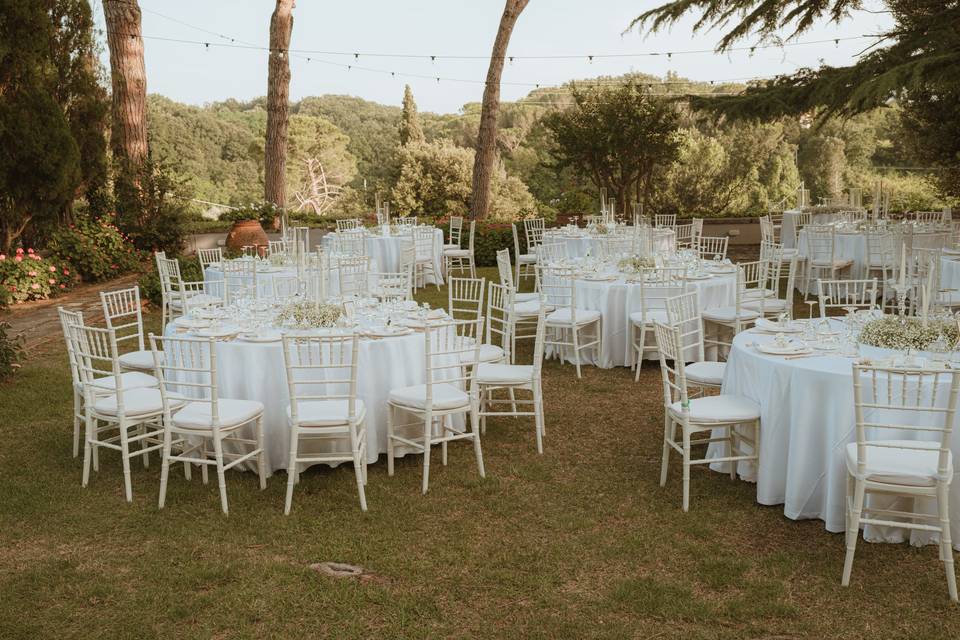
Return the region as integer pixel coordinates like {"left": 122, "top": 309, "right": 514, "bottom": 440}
{"left": 47, "top": 212, "right": 143, "bottom": 282}
{"left": 0, "top": 249, "right": 76, "bottom": 306}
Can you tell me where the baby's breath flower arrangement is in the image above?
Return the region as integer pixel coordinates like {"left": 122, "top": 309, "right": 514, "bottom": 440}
{"left": 858, "top": 316, "right": 958, "bottom": 351}
{"left": 592, "top": 222, "right": 609, "bottom": 235}
{"left": 277, "top": 301, "right": 343, "bottom": 329}
{"left": 617, "top": 256, "right": 656, "bottom": 273}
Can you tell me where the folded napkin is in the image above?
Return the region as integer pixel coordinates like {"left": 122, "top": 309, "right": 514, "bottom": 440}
{"left": 426, "top": 308, "right": 446, "bottom": 320}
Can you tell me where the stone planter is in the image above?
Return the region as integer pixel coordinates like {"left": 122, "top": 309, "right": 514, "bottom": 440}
{"left": 225, "top": 219, "right": 268, "bottom": 254}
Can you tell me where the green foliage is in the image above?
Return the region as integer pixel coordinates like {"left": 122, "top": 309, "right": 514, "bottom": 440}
{"left": 436, "top": 218, "right": 526, "bottom": 267}
{"left": 0, "top": 249, "right": 76, "bottom": 306}
{"left": 542, "top": 82, "right": 682, "bottom": 215}
{"left": 220, "top": 202, "right": 283, "bottom": 229}
{"left": 399, "top": 85, "right": 425, "bottom": 146}
{"left": 137, "top": 256, "right": 202, "bottom": 308}
{"left": 901, "top": 86, "right": 960, "bottom": 199}
{"left": 46, "top": 213, "right": 142, "bottom": 283}
{"left": 0, "top": 321, "right": 24, "bottom": 382}
{"left": 114, "top": 158, "right": 189, "bottom": 254}
{"left": 798, "top": 135, "right": 846, "bottom": 202}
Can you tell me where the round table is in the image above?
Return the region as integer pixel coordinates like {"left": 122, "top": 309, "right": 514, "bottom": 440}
{"left": 551, "top": 269, "right": 737, "bottom": 368}
{"left": 320, "top": 228, "right": 445, "bottom": 284}
{"left": 795, "top": 229, "right": 868, "bottom": 294}
{"left": 714, "top": 323, "right": 960, "bottom": 549}
{"left": 163, "top": 322, "right": 453, "bottom": 475}
{"left": 542, "top": 229, "right": 675, "bottom": 259}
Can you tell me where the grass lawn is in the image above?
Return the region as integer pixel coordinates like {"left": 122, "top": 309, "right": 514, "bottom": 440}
{"left": 1, "top": 267, "right": 957, "bottom": 638}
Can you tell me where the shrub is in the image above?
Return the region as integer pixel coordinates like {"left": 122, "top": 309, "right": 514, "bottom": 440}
{"left": 0, "top": 321, "right": 24, "bottom": 382}
{"left": 221, "top": 202, "right": 283, "bottom": 229}
{"left": 138, "top": 255, "right": 203, "bottom": 308}
{"left": 0, "top": 248, "right": 76, "bottom": 306}
{"left": 435, "top": 218, "right": 528, "bottom": 267}
{"left": 47, "top": 213, "right": 142, "bottom": 282}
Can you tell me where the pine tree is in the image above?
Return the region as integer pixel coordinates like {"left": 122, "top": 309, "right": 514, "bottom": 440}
{"left": 398, "top": 85, "right": 424, "bottom": 146}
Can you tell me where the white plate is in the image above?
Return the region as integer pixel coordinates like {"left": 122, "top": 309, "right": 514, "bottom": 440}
{"left": 756, "top": 342, "right": 812, "bottom": 356}
{"left": 173, "top": 317, "right": 211, "bottom": 329}
{"left": 193, "top": 326, "right": 240, "bottom": 339}
{"left": 755, "top": 318, "right": 803, "bottom": 333}
{"left": 238, "top": 332, "right": 282, "bottom": 343}
{"left": 363, "top": 326, "right": 413, "bottom": 338}
{"left": 580, "top": 275, "right": 617, "bottom": 282}
{"left": 684, "top": 273, "right": 713, "bottom": 281}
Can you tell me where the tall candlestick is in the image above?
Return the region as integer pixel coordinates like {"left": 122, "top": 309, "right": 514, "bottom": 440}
{"left": 899, "top": 243, "right": 906, "bottom": 288}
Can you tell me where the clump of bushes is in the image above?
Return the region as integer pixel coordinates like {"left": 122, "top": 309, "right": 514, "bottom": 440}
{"left": 0, "top": 248, "right": 76, "bottom": 306}
{"left": 47, "top": 213, "right": 142, "bottom": 282}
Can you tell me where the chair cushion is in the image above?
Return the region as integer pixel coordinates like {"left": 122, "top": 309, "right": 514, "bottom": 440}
{"left": 702, "top": 306, "right": 761, "bottom": 323}
{"left": 669, "top": 395, "right": 760, "bottom": 423}
{"left": 811, "top": 259, "right": 854, "bottom": 269}
{"left": 91, "top": 371, "right": 158, "bottom": 391}
{"left": 514, "top": 292, "right": 539, "bottom": 302}
{"left": 389, "top": 383, "right": 470, "bottom": 411}
{"left": 475, "top": 363, "right": 534, "bottom": 385}
{"left": 742, "top": 298, "right": 789, "bottom": 312}
{"left": 173, "top": 398, "right": 264, "bottom": 429}
{"left": 517, "top": 254, "right": 538, "bottom": 264}
{"left": 743, "top": 288, "right": 777, "bottom": 300}
{"left": 444, "top": 249, "right": 472, "bottom": 258}
{"left": 443, "top": 243, "right": 460, "bottom": 251}
{"left": 92, "top": 388, "right": 169, "bottom": 417}
{"left": 119, "top": 349, "right": 154, "bottom": 371}
{"left": 685, "top": 361, "right": 726, "bottom": 386}
{"left": 845, "top": 440, "right": 953, "bottom": 487}
{"left": 514, "top": 300, "right": 547, "bottom": 316}
{"left": 460, "top": 343, "right": 506, "bottom": 364}
{"left": 546, "top": 308, "right": 602, "bottom": 325}
{"left": 288, "top": 399, "right": 366, "bottom": 427}
{"left": 629, "top": 309, "right": 668, "bottom": 325}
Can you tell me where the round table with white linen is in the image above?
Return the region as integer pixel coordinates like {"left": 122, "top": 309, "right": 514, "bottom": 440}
{"left": 781, "top": 209, "right": 851, "bottom": 249}
{"left": 795, "top": 228, "right": 869, "bottom": 295}
{"left": 163, "top": 320, "right": 459, "bottom": 475}
{"left": 320, "top": 228, "right": 445, "bottom": 285}
{"left": 553, "top": 267, "right": 737, "bottom": 368}
{"left": 541, "top": 228, "right": 675, "bottom": 259}
{"left": 713, "top": 322, "right": 959, "bottom": 549}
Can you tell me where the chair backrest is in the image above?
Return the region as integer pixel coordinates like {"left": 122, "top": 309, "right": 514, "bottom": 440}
{"left": 399, "top": 239, "right": 416, "bottom": 277}
{"left": 157, "top": 256, "right": 182, "bottom": 293}
{"left": 638, "top": 267, "right": 688, "bottom": 319}
{"left": 268, "top": 239, "right": 290, "bottom": 257}
{"left": 655, "top": 214, "right": 676, "bottom": 229}
{"left": 865, "top": 230, "right": 895, "bottom": 271}
{"left": 674, "top": 222, "right": 694, "bottom": 246}
{"left": 536, "top": 264, "right": 579, "bottom": 320}
{"left": 851, "top": 362, "right": 960, "bottom": 480}
{"left": 396, "top": 216, "right": 417, "bottom": 226}
{"left": 372, "top": 269, "right": 412, "bottom": 302}
{"left": 448, "top": 216, "right": 463, "bottom": 247}
{"left": 524, "top": 217, "right": 544, "bottom": 249}
{"left": 697, "top": 235, "right": 729, "bottom": 260}
{"left": 759, "top": 215, "right": 775, "bottom": 243}
{"left": 652, "top": 321, "right": 690, "bottom": 410}
{"left": 512, "top": 223, "right": 525, "bottom": 259}
{"left": 422, "top": 318, "right": 482, "bottom": 406}
{"left": 100, "top": 286, "right": 145, "bottom": 352}
{"left": 795, "top": 211, "right": 812, "bottom": 231}
{"left": 332, "top": 230, "right": 366, "bottom": 257}
{"left": 691, "top": 218, "right": 703, "bottom": 243}
{"left": 413, "top": 226, "right": 435, "bottom": 261}
{"left": 197, "top": 248, "right": 223, "bottom": 272}
{"left": 448, "top": 277, "right": 485, "bottom": 321}
{"left": 464, "top": 220, "right": 476, "bottom": 254}
{"left": 148, "top": 334, "right": 226, "bottom": 426}
{"left": 536, "top": 241, "right": 566, "bottom": 264}
{"left": 496, "top": 248, "right": 515, "bottom": 289}
{"left": 281, "top": 333, "right": 360, "bottom": 425}
{"left": 665, "top": 290, "right": 705, "bottom": 362}
{"left": 221, "top": 259, "right": 258, "bottom": 303}
{"left": 805, "top": 225, "right": 837, "bottom": 265}
{"left": 486, "top": 282, "right": 513, "bottom": 361}
{"left": 914, "top": 210, "right": 945, "bottom": 225}
{"left": 336, "top": 218, "right": 362, "bottom": 232}
{"left": 272, "top": 274, "right": 302, "bottom": 301}
{"left": 336, "top": 255, "right": 370, "bottom": 298}
{"left": 817, "top": 278, "right": 878, "bottom": 317}
{"left": 58, "top": 307, "right": 84, "bottom": 386}
{"left": 68, "top": 322, "right": 125, "bottom": 405}
{"left": 602, "top": 235, "right": 632, "bottom": 257}
{"left": 759, "top": 240, "right": 784, "bottom": 290}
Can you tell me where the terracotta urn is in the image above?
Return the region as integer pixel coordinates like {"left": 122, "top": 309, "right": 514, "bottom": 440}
{"left": 225, "top": 219, "right": 269, "bottom": 254}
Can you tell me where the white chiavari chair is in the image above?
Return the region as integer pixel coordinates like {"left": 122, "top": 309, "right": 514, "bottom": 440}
{"left": 653, "top": 321, "right": 761, "bottom": 511}
{"left": 336, "top": 255, "right": 370, "bottom": 298}
{"left": 674, "top": 222, "right": 694, "bottom": 249}
{"left": 703, "top": 264, "right": 761, "bottom": 357}
{"left": 474, "top": 310, "right": 547, "bottom": 453}
{"left": 221, "top": 259, "right": 259, "bottom": 304}
{"left": 370, "top": 269, "right": 412, "bottom": 303}
{"left": 696, "top": 236, "right": 728, "bottom": 260}
{"left": 481, "top": 283, "right": 513, "bottom": 367}
{"left": 743, "top": 256, "right": 800, "bottom": 319}
{"left": 412, "top": 225, "right": 439, "bottom": 290}
{"left": 336, "top": 218, "right": 362, "bottom": 232}
{"left": 444, "top": 220, "right": 476, "bottom": 278}
{"left": 448, "top": 277, "right": 485, "bottom": 322}
{"left": 865, "top": 229, "right": 897, "bottom": 311}
{"left": 691, "top": 218, "right": 703, "bottom": 247}
{"left": 665, "top": 291, "right": 725, "bottom": 390}
{"left": 69, "top": 322, "right": 167, "bottom": 502}
{"left": 601, "top": 234, "right": 632, "bottom": 258}
{"left": 629, "top": 267, "right": 688, "bottom": 381}
{"left": 496, "top": 248, "right": 538, "bottom": 303}
{"left": 272, "top": 274, "right": 302, "bottom": 301}
{"left": 332, "top": 230, "right": 366, "bottom": 257}
{"left": 280, "top": 333, "right": 368, "bottom": 513}
{"left": 804, "top": 225, "right": 853, "bottom": 299}
{"left": 536, "top": 241, "right": 566, "bottom": 265}
{"left": 59, "top": 307, "right": 87, "bottom": 457}
{"left": 524, "top": 217, "right": 545, "bottom": 254}
{"left": 156, "top": 255, "right": 182, "bottom": 325}
{"left": 794, "top": 211, "right": 812, "bottom": 233}
{"left": 817, "top": 279, "right": 878, "bottom": 317}
{"left": 844, "top": 363, "right": 958, "bottom": 601}
{"left": 268, "top": 239, "right": 290, "bottom": 257}
{"left": 395, "top": 216, "right": 418, "bottom": 227}
{"left": 444, "top": 215, "right": 463, "bottom": 251}
{"left": 512, "top": 224, "right": 538, "bottom": 286}
{"left": 149, "top": 334, "right": 266, "bottom": 515}
{"left": 197, "top": 247, "right": 223, "bottom": 272}
{"left": 386, "top": 318, "right": 485, "bottom": 493}
{"left": 101, "top": 285, "right": 154, "bottom": 372}
{"left": 914, "top": 210, "right": 945, "bottom": 225}
{"left": 538, "top": 264, "right": 601, "bottom": 378}
{"left": 655, "top": 214, "right": 676, "bottom": 229}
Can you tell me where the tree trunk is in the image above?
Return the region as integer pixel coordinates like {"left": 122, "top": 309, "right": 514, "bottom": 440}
{"left": 102, "top": 0, "right": 148, "bottom": 169}
{"left": 265, "top": 0, "right": 294, "bottom": 227}
{"left": 469, "top": 0, "right": 529, "bottom": 220}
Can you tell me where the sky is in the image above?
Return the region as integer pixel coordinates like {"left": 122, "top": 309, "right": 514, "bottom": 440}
{"left": 92, "top": 0, "right": 895, "bottom": 115}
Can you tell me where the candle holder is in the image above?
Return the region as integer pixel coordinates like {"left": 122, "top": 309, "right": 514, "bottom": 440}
{"left": 891, "top": 283, "right": 910, "bottom": 322}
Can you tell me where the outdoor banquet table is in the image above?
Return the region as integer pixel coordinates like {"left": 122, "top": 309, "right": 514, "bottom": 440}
{"left": 163, "top": 319, "right": 458, "bottom": 475}
{"left": 204, "top": 263, "right": 354, "bottom": 298}
{"left": 542, "top": 228, "right": 675, "bottom": 259}
{"left": 553, "top": 266, "right": 737, "bottom": 368}
{"left": 781, "top": 209, "right": 850, "bottom": 249}
{"left": 320, "top": 227, "right": 445, "bottom": 285}
{"left": 713, "top": 322, "right": 960, "bottom": 549}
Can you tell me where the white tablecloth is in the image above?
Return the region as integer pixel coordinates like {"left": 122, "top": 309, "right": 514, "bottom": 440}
{"left": 795, "top": 230, "right": 868, "bottom": 295}
{"left": 713, "top": 325, "right": 960, "bottom": 549}
{"left": 551, "top": 271, "right": 737, "bottom": 368}
{"left": 781, "top": 210, "right": 848, "bottom": 249}
{"left": 320, "top": 228, "right": 444, "bottom": 285}
{"left": 163, "top": 324, "right": 455, "bottom": 475}
{"left": 541, "top": 229, "right": 675, "bottom": 259}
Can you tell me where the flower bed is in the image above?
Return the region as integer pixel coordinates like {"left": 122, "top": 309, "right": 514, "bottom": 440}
{"left": 46, "top": 213, "right": 142, "bottom": 283}
{"left": 0, "top": 249, "right": 76, "bottom": 306}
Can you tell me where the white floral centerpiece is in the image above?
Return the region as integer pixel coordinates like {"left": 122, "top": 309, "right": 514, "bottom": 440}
{"left": 617, "top": 255, "right": 656, "bottom": 273}
{"left": 858, "top": 316, "right": 958, "bottom": 351}
{"left": 591, "top": 222, "right": 609, "bottom": 235}
{"left": 276, "top": 301, "right": 343, "bottom": 329}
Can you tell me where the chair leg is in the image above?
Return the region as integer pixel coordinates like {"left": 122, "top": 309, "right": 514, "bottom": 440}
{"left": 284, "top": 427, "right": 299, "bottom": 515}
{"left": 633, "top": 323, "right": 643, "bottom": 381}
{"left": 421, "top": 412, "right": 433, "bottom": 495}
{"left": 533, "top": 386, "right": 544, "bottom": 454}
{"left": 938, "top": 483, "right": 958, "bottom": 602}
{"left": 72, "top": 392, "right": 82, "bottom": 458}
{"left": 660, "top": 414, "right": 672, "bottom": 487}
{"left": 841, "top": 478, "right": 866, "bottom": 586}
{"left": 200, "top": 439, "right": 209, "bottom": 485}
{"left": 255, "top": 417, "right": 266, "bottom": 490}
{"left": 682, "top": 424, "right": 691, "bottom": 512}
{"left": 729, "top": 425, "right": 738, "bottom": 480}
{"left": 212, "top": 434, "right": 229, "bottom": 515}
{"left": 386, "top": 406, "right": 395, "bottom": 477}
{"left": 158, "top": 427, "right": 173, "bottom": 509}
{"left": 572, "top": 326, "right": 582, "bottom": 379}
{"left": 81, "top": 415, "right": 94, "bottom": 487}
{"left": 140, "top": 424, "right": 151, "bottom": 468}
{"left": 471, "top": 404, "right": 485, "bottom": 478}
{"left": 119, "top": 423, "right": 134, "bottom": 502}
